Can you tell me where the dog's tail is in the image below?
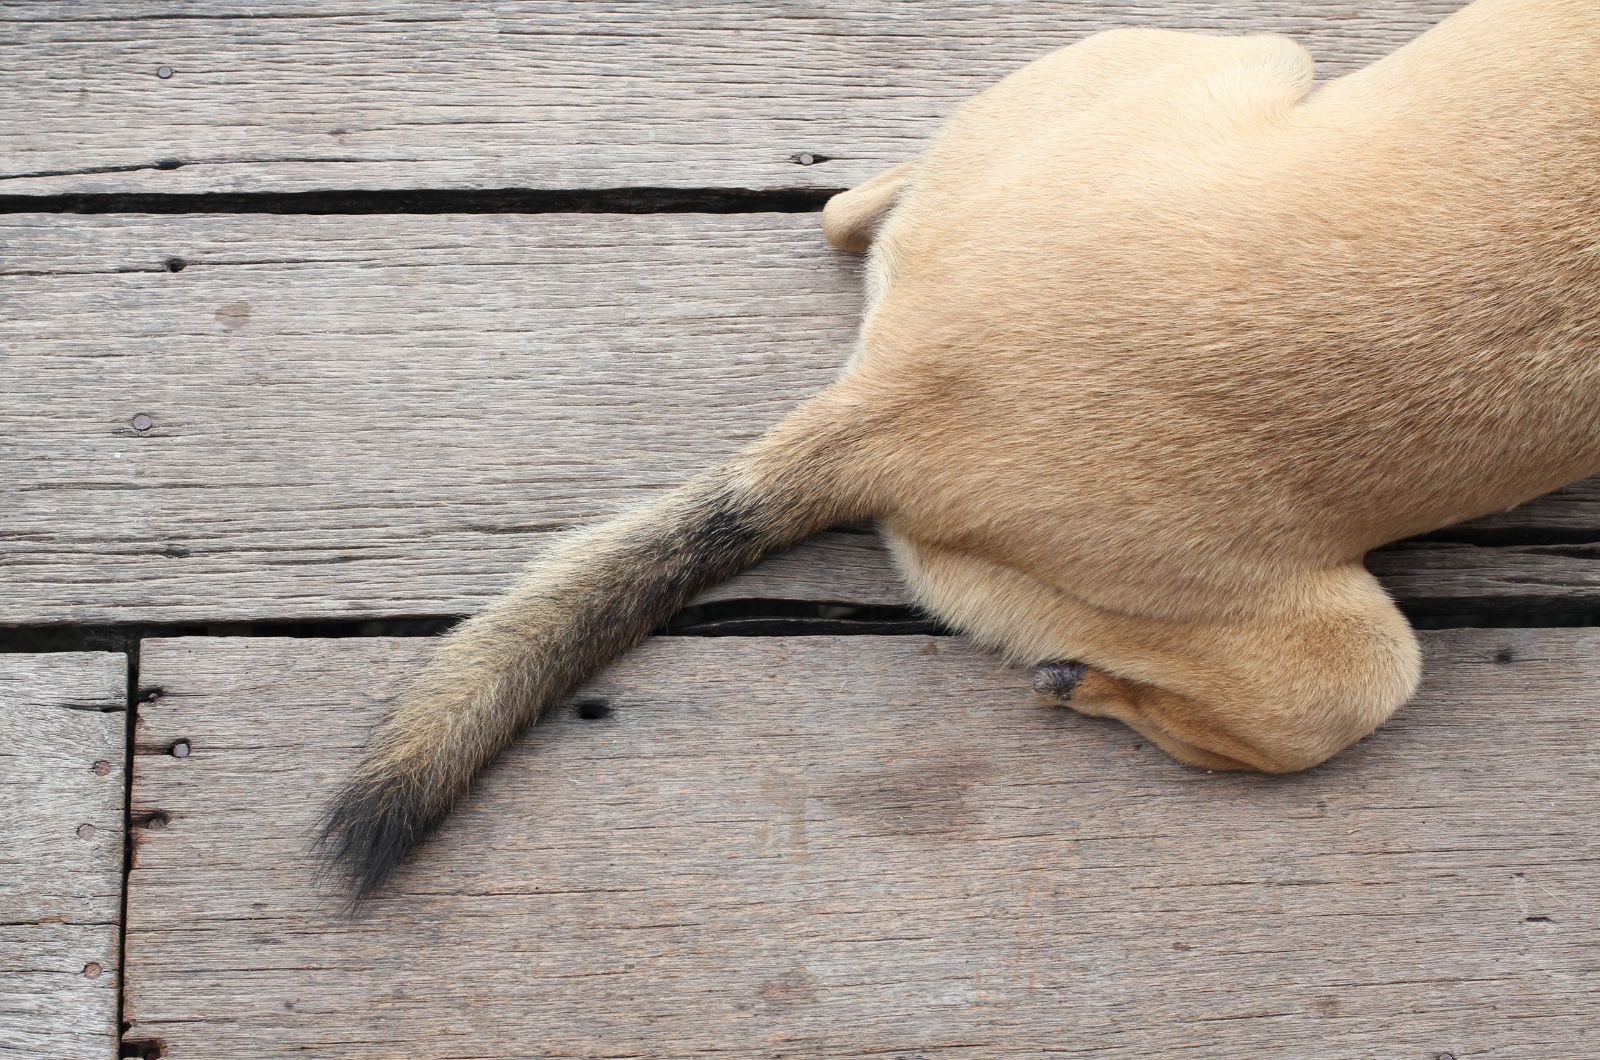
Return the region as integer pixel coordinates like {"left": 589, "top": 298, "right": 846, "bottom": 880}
{"left": 316, "top": 386, "right": 887, "bottom": 902}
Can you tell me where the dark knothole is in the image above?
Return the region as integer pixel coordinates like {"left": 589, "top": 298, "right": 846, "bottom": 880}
{"left": 574, "top": 698, "right": 613, "bottom": 721}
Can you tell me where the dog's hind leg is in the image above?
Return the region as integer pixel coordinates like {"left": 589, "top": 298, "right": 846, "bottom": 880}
{"left": 891, "top": 533, "right": 1421, "bottom": 774}
{"left": 1041, "top": 566, "right": 1423, "bottom": 773}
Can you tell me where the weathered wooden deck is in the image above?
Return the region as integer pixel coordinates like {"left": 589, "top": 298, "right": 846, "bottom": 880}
{"left": 2, "top": 2, "right": 1595, "bottom": 1057}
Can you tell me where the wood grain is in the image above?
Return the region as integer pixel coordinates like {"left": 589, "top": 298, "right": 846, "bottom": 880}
{"left": 5, "top": 212, "right": 1596, "bottom": 626}
{"left": 122, "top": 631, "right": 1598, "bottom": 1058}
{"left": 1, "top": 1, "right": 1465, "bottom": 198}
{"left": 0, "top": 653, "right": 127, "bottom": 1060}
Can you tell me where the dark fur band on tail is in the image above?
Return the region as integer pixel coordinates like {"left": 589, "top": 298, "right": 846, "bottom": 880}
{"left": 315, "top": 773, "right": 433, "bottom": 905}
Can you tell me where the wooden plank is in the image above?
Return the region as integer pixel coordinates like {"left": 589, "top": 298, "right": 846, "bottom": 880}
{"left": 0, "top": 653, "right": 127, "bottom": 1060}
{"left": 6, "top": 211, "right": 1596, "bottom": 625}
{"left": 1, "top": 211, "right": 886, "bottom": 623}
{"left": 1, "top": 1, "right": 1463, "bottom": 197}
{"left": 124, "top": 631, "right": 1598, "bottom": 1058}
{"left": 1370, "top": 542, "right": 1600, "bottom": 616}
{"left": 5, "top": 211, "right": 1597, "bottom": 626}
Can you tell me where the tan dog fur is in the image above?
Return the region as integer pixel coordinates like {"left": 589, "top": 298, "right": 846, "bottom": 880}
{"left": 322, "top": 0, "right": 1600, "bottom": 899}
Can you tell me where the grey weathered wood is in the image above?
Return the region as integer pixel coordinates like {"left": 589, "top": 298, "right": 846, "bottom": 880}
{"left": 0, "top": 653, "right": 127, "bottom": 1060}
{"left": 5, "top": 212, "right": 1597, "bottom": 626}
{"left": 1370, "top": 541, "right": 1600, "bottom": 615}
{"left": 2, "top": 212, "right": 875, "bottom": 623}
{"left": 124, "top": 632, "right": 1598, "bottom": 1058}
{"left": 1, "top": 1, "right": 1464, "bottom": 197}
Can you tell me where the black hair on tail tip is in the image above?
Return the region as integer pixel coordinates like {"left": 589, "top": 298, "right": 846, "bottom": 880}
{"left": 315, "top": 773, "right": 435, "bottom": 906}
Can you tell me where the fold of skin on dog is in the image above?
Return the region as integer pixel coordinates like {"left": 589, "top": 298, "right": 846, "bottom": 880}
{"left": 321, "top": 0, "right": 1600, "bottom": 902}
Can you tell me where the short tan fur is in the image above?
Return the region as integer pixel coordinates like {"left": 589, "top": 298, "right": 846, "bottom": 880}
{"left": 322, "top": 0, "right": 1600, "bottom": 899}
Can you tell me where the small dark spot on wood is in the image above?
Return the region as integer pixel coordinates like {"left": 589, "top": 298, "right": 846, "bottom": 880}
{"left": 131, "top": 413, "right": 154, "bottom": 432}
{"left": 139, "top": 686, "right": 164, "bottom": 703}
{"left": 1523, "top": 915, "right": 1554, "bottom": 923}
{"left": 1495, "top": 648, "right": 1515, "bottom": 664}
{"left": 789, "top": 152, "right": 831, "bottom": 166}
{"left": 154, "top": 158, "right": 182, "bottom": 171}
{"left": 156, "top": 66, "right": 173, "bottom": 79}
{"left": 284, "top": 1001, "right": 296, "bottom": 1011}
{"left": 757, "top": 966, "right": 818, "bottom": 1009}
{"left": 1435, "top": 1053, "right": 1457, "bottom": 1060}
{"left": 93, "top": 759, "right": 111, "bottom": 775}
{"left": 575, "top": 698, "right": 612, "bottom": 721}
{"left": 169, "top": 739, "right": 190, "bottom": 759}
{"left": 329, "top": 127, "right": 349, "bottom": 138}
{"left": 76, "top": 823, "right": 95, "bottom": 840}
{"left": 83, "top": 961, "right": 102, "bottom": 978}
{"left": 161, "top": 544, "right": 190, "bottom": 559}
{"left": 162, "top": 255, "right": 185, "bottom": 272}
{"left": 1172, "top": 941, "right": 1192, "bottom": 951}
{"left": 132, "top": 810, "right": 170, "bottom": 830}
{"left": 215, "top": 300, "right": 252, "bottom": 331}
{"left": 1314, "top": 996, "right": 1339, "bottom": 1017}
{"left": 120, "top": 1039, "right": 166, "bottom": 1060}
{"left": 820, "top": 757, "right": 985, "bottom": 838}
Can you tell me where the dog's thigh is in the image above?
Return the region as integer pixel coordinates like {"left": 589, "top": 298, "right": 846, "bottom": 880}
{"left": 885, "top": 529, "right": 1107, "bottom": 665}
{"left": 890, "top": 532, "right": 1420, "bottom": 773}
{"left": 885, "top": 533, "right": 1267, "bottom": 772}
{"left": 1056, "top": 566, "right": 1422, "bottom": 774}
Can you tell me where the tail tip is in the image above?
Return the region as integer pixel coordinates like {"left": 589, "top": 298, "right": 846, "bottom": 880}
{"left": 314, "top": 772, "right": 433, "bottom": 905}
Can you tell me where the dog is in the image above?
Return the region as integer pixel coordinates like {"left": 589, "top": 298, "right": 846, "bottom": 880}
{"left": 321, "top": 0, "right": 1600, "bottom": 900}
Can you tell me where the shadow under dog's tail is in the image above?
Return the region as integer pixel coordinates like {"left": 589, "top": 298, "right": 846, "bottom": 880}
{"left": 317, "top": 387, "right": 887, "bottom": 902}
